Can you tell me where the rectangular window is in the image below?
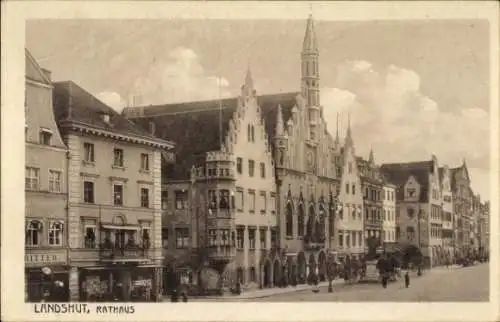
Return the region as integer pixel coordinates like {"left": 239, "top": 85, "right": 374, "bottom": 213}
{"left": 162, "top": 228, "right": 169, "bottom": 248}
{"left": 348, "top": 162, "right": 353, "bottom": 174}
{"left": 220, "top": 229, "right": 230, "bottom": 246}
{"left": 345, "top": 183, "right": 349, "bottom": 194}
{"left": 352, "top": 184, "right": 355, "bottom": 195}
{"left": 84, "top": 225, "right": 96, "bottom": 248}
{"left": 248, "top": 160, "right": 255, "bottom": 177}
{"left": 236, "top": 189, "right": 244, "bottom": 211}
{"left": 260, "top": 162, "right": 265, "bottom": 178}
{"left": 140, "top": 153, "right": 150, "bottom": 171}
{"left": 48, "top": 170, "right": 62, "bottom": 192}
{"left": 270, "top": 193, "right": 276, "bottom": 215}
{"left": 236, "top": 157, "right": 243, "bottom": 174}
{"left": 338, "top": 231, "right": 344, "bottom": 247}
{"left": 248, "top": 228, "right": 256, "bottom": 249}
{"left": 113, "top": 184, "right": 123, "bottom": 206}
{"left": 346, "top": 232, "right": 350, "bottom": 247}
{"left": 26, "top": 220, "right": 42, "bottom": 247}
{"left": 83, "top": 143, "right": 95, "bottom": 163}
{"left": 236, "top": 228, "right": 244, "bottom": 249}
{"left": 48, "top": 221, "right": 64, "bottom": 246}
{"left": 259, "top": 192, "right": 267, "bottom": 214}
{"left": 175, "top": 190, "right": 189, "bottom": 210}
{"left": 249, "top": 267, "right": 256, "bottom": 282}
{"left": 208, "top": 229, "right": 217, "bottom": 247}
{"left": 83, "top": 181, "right": 95, "bottom": 203}
{"left": 39, "top": 129, "right": 52, "bottom": 145}
{"left": 406, "top": 188, "right": 416, "bottom": 198}
{"left": 358, "top": 231, "right": 363, "bottom": 247}
{"left": 271, "top": 228, "right": 277, "bottom": 247}
{"left": 248, "top": 191, "right": 256, "bottom": 213}
{"left": 140, "top": 187, "right": 150, "bottom": 208}
{"left": 161, "top": 186, "right": 168, "bottom": 210}
{"left": 25, "top": 167, "right": 40, "bottom": 190}
{"left": 352, "top": 231, "right": 356, "bottom": 247}
{"left": 175, "top": 228, "right": 189, "bottom": 248}
{"left": 113, "top": 148, "right": 124, "bottom": 167}
{"left": 260, "top": 229, "right": 266, "bottom": 249}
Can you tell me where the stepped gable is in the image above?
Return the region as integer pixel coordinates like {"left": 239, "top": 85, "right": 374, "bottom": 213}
{"left": 380, "top": 161, "right": 433, "bottom": 202}
{"left": 130, "top": 91, "right": 299, "bottom": 180}
{"left": 53, "top": 81, "right": 164, "bottom": 141}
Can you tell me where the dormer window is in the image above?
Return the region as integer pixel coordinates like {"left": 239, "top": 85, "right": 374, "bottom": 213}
{"left": 39, "top": 128, "right": 53, "bottom": 145}
{"left": 406, "top": 188, "right": 416, "bottom": 198}
{"left": 101, "top": 112, "right": 111, "bottom": 124}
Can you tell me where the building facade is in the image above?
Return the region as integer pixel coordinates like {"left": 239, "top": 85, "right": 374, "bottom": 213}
{"left": 25, "top": 49, "right": 69, "bottom": 302}
{"left": 53, "top": 81, "right": 174, "bottom": 301}
{"left": 439, "top": 166, "right": 454, "bottom": 264}
{"left": 125, "top": 14, "right": 345, "bottom": 290}
{"left": 356, "top": 151, "right": 384, "bottom": 257}
{"left": 450, "top": 160, "right": 474, "bottom": 258}
{"left": 382, "top": 182, "right": 397, "bottom": 251}
{"left": 381, "top": 156, "right": 443, "bottom": 267}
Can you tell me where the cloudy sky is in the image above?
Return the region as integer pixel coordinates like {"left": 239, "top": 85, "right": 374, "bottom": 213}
{"left": 26, "top": 19, "right": 491, "bottom": 199}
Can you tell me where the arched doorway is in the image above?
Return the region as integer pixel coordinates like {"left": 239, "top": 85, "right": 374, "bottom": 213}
{"left": 318, "top": 251, "right": 327, "bottom": 281}
{"left": 297, "top": 252, "right": 307, "bottom": 284}
{"left": 273, "top": 259, "right": 281, "bottom": 287}
{"left": 308, "top": 253, "right": 316, "bottom": 284}
{"left": 262, "top": 260, "right": 272, "bottom": 288}
{"left": 287, "top": 257, "right": 296, "bottom": 285}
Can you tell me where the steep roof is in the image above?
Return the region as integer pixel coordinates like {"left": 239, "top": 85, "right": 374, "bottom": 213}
{"left": 380, "top": 161, "right": 433, "bottom": 202}
{"left": 53, "top": 81, "right": 174, "bottom": 147}
{"left": 129, "top": 92, "right": 299, "bottom": 180}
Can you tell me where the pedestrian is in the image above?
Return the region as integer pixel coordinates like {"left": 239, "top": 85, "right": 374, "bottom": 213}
{"left": 404, "top": 271, "right": 410, "bottom": 288}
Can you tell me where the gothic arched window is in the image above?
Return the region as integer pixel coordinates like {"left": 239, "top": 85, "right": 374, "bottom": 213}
{"left": 298, "top": 204, "right": 305, "bottom": 237}
{"left": 307, "top": 205, "right": 315, "bottom": 237}
{"left": 286, "top": 202, "right": 294, "bottom": 238}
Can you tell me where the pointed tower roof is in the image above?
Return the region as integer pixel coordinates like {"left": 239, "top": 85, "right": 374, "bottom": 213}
{"left": 302, "top": 14, "right": 318, "bottom": 54}
{"left": 368, "top": 148, "right": 375, "bottom": 165}
{"left": 245, "top": 66, "right": 254, "bottom": 90}
{"left": 345, "top": 113, "right": 353, "bottom": 147}
{"left": 275, "top": 104, "right": 285, "bottom": 136}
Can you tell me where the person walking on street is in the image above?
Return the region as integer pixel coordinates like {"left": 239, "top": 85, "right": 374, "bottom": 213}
{"left": 404, "top": 270, "right": 410, "bottom": 288}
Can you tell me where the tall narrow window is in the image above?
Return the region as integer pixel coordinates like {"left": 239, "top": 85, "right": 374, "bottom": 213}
{"left": 161, "top": 186, "right": 168, "bottom": 210}
{"left": 140, "top": 187, "right": 150, "bottom": 208}
{"left": 113, "top": 184, "right": 123, "bottom": 206}
{"left": 248, "top": 190, "right": 256, "bottom": 213}
{"left": 260, "top": 162, "right": 266, "bottom": 178}
{"left": 83, "top": 181, "right": 95, "bottom": 203}
{"left": 236, "top": 189, "right": 244, "bottom": 211}
{"left": 259, "top": 229, "right": 266, "bottom": 249}
{"left": 26, "top": 220, "right": 42, "bottom": 247}
{"left": 83, "top": 143, "right": 95, "bottom": 163}
{"left": 48, "top": 221, "right": 64, "bottom": 246}
{"left": 247, "top": 124, "right": 251, "bottom": 142}
{"left": 175, "top": 228, "right": 189, "bottom": 248}
{"left": 298, "top": 205, "right": 305, "bottom": 237}
{"left": 140, "top": 153, "right": 150, "bottom": 171}
{"left": 25, "top": 167, "right": 40, "bottom": 190}
{"left": 236, "top": 157, "right": 243, "bottom": 174}
{"left": 49, "top": 170, "right": 62, "bottom": 192}
{"left": 236, "top": 228, "right": 244, "bottom": 249}
{"left": 286, "top": 203, "right": 293, "bottom": 238}
{"left": 260, "top": 191, "right": 267, "bottom": 214}
{"left": 175, "top": 190, "right": 189, "bottom": 210}
{"left": 162, "top": 228, "right": 169, "bottom": 248}
{"left": 248, "top": 228, "right": 256, "bottom": 249}
{"left": 248, "top": 160, "right": 255, "bottom": 177}
{"left": 84, "top": 225, "right": 96, "bottom": 248}
{"left": 113, "top": 148, "right": 124, "bottom": 167}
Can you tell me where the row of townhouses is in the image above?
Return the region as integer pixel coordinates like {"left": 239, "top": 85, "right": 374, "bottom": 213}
{"left": 25, "top": 15, "right": 490, "bottom": 302}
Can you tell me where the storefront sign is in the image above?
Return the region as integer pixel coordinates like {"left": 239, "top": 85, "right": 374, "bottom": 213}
{"left": 25, "top": 252, "right": 66, "bottom": 267}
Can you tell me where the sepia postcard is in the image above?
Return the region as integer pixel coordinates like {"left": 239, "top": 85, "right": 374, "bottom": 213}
{"left": 1, "top": 1, "right": 499, "bottom": 321}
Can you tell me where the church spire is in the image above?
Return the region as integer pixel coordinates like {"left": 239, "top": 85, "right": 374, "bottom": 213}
{"left": 302, "top": 14, "right": 318, "bottom": 53}
{"left": 368, "top": 148, "right": 375, "bottom": 165}
{"left": 334, "top": 112, "right": 340, "bottom": 147}
{"left": 241, "top": 66, "right": 255, "bottom": 98}
{"left": 345, "top": 113, "right": 353, "bottom": 147}
{"left": 275, "top": 104, "right": 285, "bottom": 137}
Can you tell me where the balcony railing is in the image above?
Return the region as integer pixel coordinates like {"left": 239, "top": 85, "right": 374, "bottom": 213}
{"left": 207, "top": 245, "right": 236, "bottom": 262}
{"left": 303, "top": 235, "right": 325, "bottom": 250}
{"left": 99, "top": 243, "right": 151, "bottom": 262}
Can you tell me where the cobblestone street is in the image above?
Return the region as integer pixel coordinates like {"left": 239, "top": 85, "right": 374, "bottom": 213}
{"left": 249, "top": 263, "right": 489, "bottom": 302}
